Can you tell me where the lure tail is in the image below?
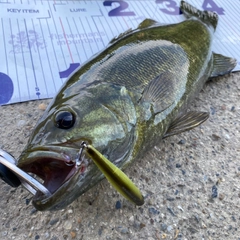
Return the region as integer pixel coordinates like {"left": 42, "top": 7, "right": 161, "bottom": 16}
{"left": 180, "top": 0, "right": 218, "bottom": 31}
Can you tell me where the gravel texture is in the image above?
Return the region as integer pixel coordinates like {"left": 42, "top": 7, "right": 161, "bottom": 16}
{"left": 0, "top": 72, "right": 240, "bottom": 240}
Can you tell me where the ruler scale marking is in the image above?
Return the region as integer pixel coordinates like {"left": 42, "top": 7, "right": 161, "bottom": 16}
{"left": 24, "top": 19, "right": 39, "bottom": 98}
{"left": 66, "top": 17, "right": 81, "bottom": 63}
{"left": 90, "top": 8, "right": 108, "bottom": 48}
{"left": 48, "top": 1, "right": 68, "bottom": 69}
{"left": 1, "top": 18, "right": 9, "bottom": 75}
{"left": 59, "top": 17, "right": 74, "bottom": 63}
{"left": 32, "top": 18, "right": 49, "bottom": 98}
{"left": 39, "top": 18, "right": 56, "bottom": 95}
{"left": 9, "top": 18, "right": 21, "bottom": 102}
{"left": 0, "top": 0, "right": 239, "bottom": 105}
{"left": 72, "top": 17, "right": 87, "bottom": 61}
{"left": 45, "top": 17, "right": 62, "bottom": 90}
{"left": 16, "top": 18, "right": 30, "bottom": 99}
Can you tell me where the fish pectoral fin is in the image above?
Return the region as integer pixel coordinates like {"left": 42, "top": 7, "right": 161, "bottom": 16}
{"left": 141, "top": 72, "right": 179, "bottom": 114}
{"left": 164, "top": 111, "right": 209, "bottom": 138}
{"left": 210, "top": 53, "right": 237, "bottom": 78}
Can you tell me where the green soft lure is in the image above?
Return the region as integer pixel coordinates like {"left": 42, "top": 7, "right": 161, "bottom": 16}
{"left": 84, "top": 144, "right": 144, "bottom": 206}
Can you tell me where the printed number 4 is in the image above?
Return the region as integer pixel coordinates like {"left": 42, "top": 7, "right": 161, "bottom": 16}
{"left": 103, "top": 1, "right": 135, "bottom": 17}
{"left": 202, "top": 0, "right": 224, "bottom": 15}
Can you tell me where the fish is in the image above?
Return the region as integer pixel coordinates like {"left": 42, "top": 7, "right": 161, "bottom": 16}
{"left": 17, "top": 1, "right": 236, "bottom": 211}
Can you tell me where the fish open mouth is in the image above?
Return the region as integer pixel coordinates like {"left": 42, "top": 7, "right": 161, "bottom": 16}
{"left": 18, "top": 149, "right": 87, "bottom": 200}
{"left": 22, "top": 158, "right": 77, "bottom": 195}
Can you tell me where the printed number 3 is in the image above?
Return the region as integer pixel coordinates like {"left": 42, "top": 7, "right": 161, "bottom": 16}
{"left": 103, "top": 1, "right": 135, "bottom": 17}
{"left": 155, "top": 0, "right": 181, "bottom": 15}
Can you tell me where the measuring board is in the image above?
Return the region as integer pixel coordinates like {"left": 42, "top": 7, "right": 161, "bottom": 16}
{"left": 0, "top": 0, "right": 239, "bottom": 105}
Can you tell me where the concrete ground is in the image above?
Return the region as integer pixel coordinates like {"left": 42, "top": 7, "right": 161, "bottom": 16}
{"left": 0, "top": 72, "right": 240, "bottom": 240}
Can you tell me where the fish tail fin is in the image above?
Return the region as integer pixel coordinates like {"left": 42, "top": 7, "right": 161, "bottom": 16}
{"left": 180, "top": 1, "right": 218, "bottom": 31}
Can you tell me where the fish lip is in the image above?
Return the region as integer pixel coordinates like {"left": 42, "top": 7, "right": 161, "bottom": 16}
{"left": 18, "top": 147, "right": 78, "bottom": 166}
{"left": 17, "top": 148, "right": 87, "bottom": 204}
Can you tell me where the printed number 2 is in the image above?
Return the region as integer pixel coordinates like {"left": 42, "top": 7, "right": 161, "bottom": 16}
{"left": 155, "top": 0, "right": 181, "bottom": 15}
{"left": 103, "top": 1, "right": 135, "bottom": 17}
{"left": 202, "top": 0, "right": 224, "bottom": 15}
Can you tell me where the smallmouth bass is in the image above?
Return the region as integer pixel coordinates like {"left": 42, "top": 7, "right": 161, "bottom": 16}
{"left": 17, "top": 1, "right": 236, "bottom": 211}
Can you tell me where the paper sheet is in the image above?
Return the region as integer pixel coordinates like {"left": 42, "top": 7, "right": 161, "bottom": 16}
{"left": 0, "top": 0, "right": 239, "bottom": 105}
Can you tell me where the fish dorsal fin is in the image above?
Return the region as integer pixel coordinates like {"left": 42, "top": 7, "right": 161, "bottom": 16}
{"left": 164, "top": 111, "right": 209, "bottom": 138}
{"left": 109, "top": 28, "right": 133, "bottom": 44}
{"left": 110, "top": 19, "right": 159, "bottom": 44}
{"left": 140, "top": 71, "right": 182, "bottom": 114}
{"left": 180, "top": 0, "right": 218, "bottom": 31}
{"left": 137, "top": 18, "right": 159, "bottom": 29}
{"left": 210, "top": 53, "right": 237, "bottom": 78}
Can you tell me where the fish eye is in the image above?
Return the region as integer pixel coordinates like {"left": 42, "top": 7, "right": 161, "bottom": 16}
{"left": 54, "top": 111, "right": 75, "bottom": 129}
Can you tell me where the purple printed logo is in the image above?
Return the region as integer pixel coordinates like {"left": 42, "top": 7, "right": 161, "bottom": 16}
{"left": 49, "top": 32, "right": 105, "bottom": 46}
{"left": 8, "top": 30, "right": 47, "bottom": 54}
